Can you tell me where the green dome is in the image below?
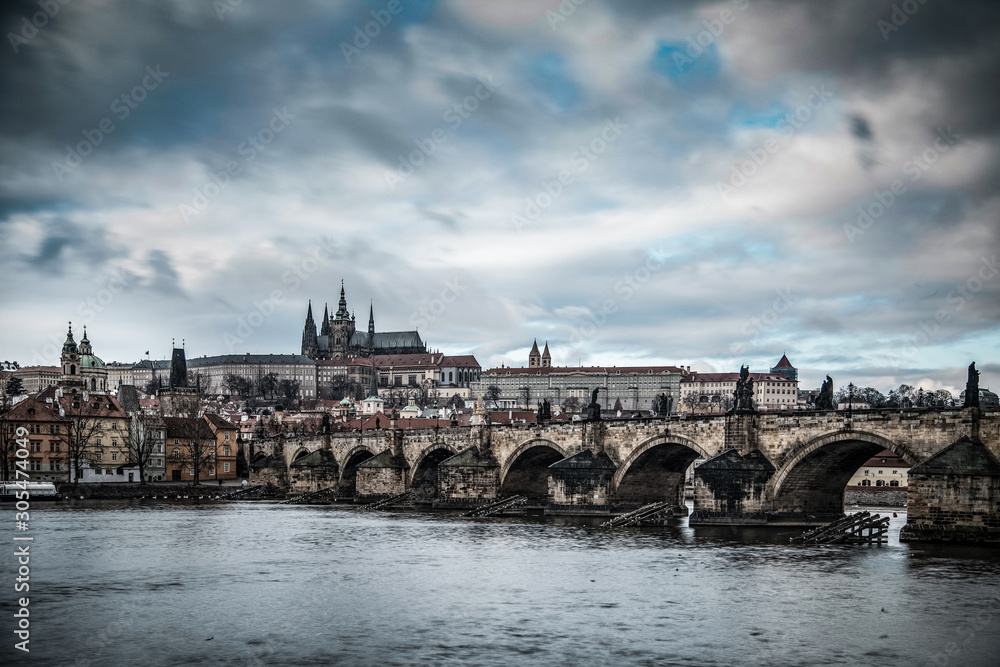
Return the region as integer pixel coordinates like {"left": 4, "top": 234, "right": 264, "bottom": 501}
{"left": 79, "top": 354, "right": 105, "bottom": 369}
{"left": 339, "top": 396, "right": 352, "bottom": 406}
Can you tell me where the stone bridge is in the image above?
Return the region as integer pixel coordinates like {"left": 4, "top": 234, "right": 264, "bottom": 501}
{"left": 248, "top": 407, "right": 1000, "bottom": 541}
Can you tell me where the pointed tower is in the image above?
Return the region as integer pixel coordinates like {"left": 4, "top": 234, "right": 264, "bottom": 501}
{"left": 331, "top": 280, "right": 356, "bottom": 360}
{"left": 60, "top": 321, "right": 84, "bottom": 388}
{"left": 770, "top": 353, "right": 798, "bottom": 381}
{"left": 365, "top": 301, "right": 376, "bottom": 357}
{"left": 541, "top": 341, "right": 551, "bottom": 368}
{"left": 301, "top": 300, "right": 319, "bottom": 359}
{"left": 320, "top": 303, "right": 331, "bottom": 337}
{"left": 528, "top": 339, "right": 541, "bottom": 368}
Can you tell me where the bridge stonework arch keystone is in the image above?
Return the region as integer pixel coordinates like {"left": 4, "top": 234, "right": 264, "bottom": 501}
{"left": 246, "top": 406, "right": 1000, "bottom": 541}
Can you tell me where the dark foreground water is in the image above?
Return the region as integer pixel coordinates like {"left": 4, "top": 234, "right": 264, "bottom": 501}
{"left": 2, "top": 501, "right": 998, "bottom": 667}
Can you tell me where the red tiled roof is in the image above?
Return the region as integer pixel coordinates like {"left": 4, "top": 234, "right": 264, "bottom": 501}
{"left": 7, "top": 397, "right": 68, "bottom": 422}
{"left": 439, "top": 355, "right": 481, "bottom": 368}
{"left": 13, "top": 366, "right": 60, "bottom": 375}
{"left": 374, "top": 353, "right": 444, "bottom": 368}
{"left": 203, "top": 413, "right": 237, "bottom": 430}
{"left": 682, "top": 372, "right": 793, "bottom": 383}
{"left": 773, "top": 354, "right": 794, "bottom": 369}
{"left": 483, "top": 365, "right": 685, "bottom": 376}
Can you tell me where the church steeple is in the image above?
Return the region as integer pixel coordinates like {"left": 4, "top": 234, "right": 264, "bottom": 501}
{"left": 320, "top": 303, "right": 331, "bottom": 336}
{"left": 334, "top": 279, "right": 350, "bottom": 321}
{"left": 529, "top": 339, "right": 541, "bottom": 368}
{"left": 301, "top": 300, "right": 319, "bottom": 358}
{"left": 368, "top": 301, "right": 375, "bottom": 337}
{"left": 541, "top": 341, "right": 551, "bottom": 368}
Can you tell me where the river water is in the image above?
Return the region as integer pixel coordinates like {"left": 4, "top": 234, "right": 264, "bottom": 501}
{"left": 2, "top": 500, "right": 998, "bottom": 666}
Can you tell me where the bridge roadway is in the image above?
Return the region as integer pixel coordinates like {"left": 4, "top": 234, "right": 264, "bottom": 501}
{"left": 247, "top": 406, "right": 999, "bottom": 533}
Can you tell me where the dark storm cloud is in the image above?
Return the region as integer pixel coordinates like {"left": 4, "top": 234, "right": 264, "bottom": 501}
{"left": 0, "top": 0, "right": 997, "bottom": 394}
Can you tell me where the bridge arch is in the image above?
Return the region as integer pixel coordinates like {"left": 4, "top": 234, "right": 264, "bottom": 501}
{"left": 290, "top": 447, "right": 311, "bottom": 463}
{"left": 339, "top": 445, "right": 377, "bottom": 497}
{"left": 767, "top": 430, "right": 919, "bottom": 517}
{"left": 613, "top": 434, "right": 711, "bottom": 508}
{"left": 408, "top": 444, "right": 459, "bottom": 500}
{"left": 499, "top": 438, "right": 570, "bottom": 504}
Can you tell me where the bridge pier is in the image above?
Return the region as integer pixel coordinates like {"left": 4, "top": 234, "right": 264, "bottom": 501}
{"left": 689, "top": 449, "right": 778, "bottom": 525}
{"left": 900, "top": 435, "right": 1000, "bottom": 543}
{"left": 433, "top": 447, "right": 501, "bottom": 509}
{"left": 546, "top": 450, "right": 617, "bottom": 515}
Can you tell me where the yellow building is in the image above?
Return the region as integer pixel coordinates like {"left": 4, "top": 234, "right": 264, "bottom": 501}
{"left": 846, "top": 450, "right": 908, "bottom": 488}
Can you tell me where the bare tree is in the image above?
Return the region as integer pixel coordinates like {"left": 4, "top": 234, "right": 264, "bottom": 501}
{"left": 58, "top": 392, "right": 109, "bottom": 483}
{"left": 279, "top": 379, "right": 301, "bottom": 403}
{"left": 485, "top": 385, "right": 501, "bottom": 409}
{"left": 0, "top": 388, "right": 17, "bottom": 481}
{"left": 562, "top": 396, "right": 581, "bottom": 414}
{"left": 519, "top": 386, "right": 532, "bottom": 410}
{"left": 257, "top": 372, "right": 280, "bottom": 400}
{"left": 124, "top": 412, "right": 159, "bottom": 484}
{"left": 165, "top": 416, "right": 217, "bottom": 485}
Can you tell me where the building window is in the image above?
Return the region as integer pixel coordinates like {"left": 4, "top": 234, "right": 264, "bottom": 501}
{"left": 174, "top": 438, "right": 179, "bottom": 445}
{"left": 224, "top": 462, "right": 230, "bottom": 473}
{"left": 860, "top": 479, "right": 871, "bottom": 487}
{"left": 876, "top": 480, "right": 885, "bottom": 487}
{"left": 889, "top": 480, "right": 900, "bottom": 487}
{"left": 224, "top": 432, "right": 230, "bottom": 441}
{"left": 224, "top": 446, "right": 231, "bottom": 457}
{"left": 96, "top": 452, "right": 103, "bottom": 461}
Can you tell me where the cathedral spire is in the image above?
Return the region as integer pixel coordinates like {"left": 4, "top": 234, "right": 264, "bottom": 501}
{"left": 321, "top": 303, "right": 330, "bottom": 336}
{"left": 529, "top": 339, "right": 541, "bottom": 368}
{"left": 335, "top": 279, "right": 350, "bottom": 320}
{"left": 305, "top": 300, "right": 315, "bottom": 324}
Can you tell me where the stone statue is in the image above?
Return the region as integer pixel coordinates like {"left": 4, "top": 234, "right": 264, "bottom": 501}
{"left": 815, "top": 376, "right": 835, "bottom": 410}
{"left": 732, "top": 365, "right": 756, "bottom": 413}
{"left": 587, "top": 388, "right": 602, "bottom": 421}
{"left": 964, "top": 362, "right": 980, "bottom": 408}
{"left": 538, "top": 399, "right": 551, "bottom": 421}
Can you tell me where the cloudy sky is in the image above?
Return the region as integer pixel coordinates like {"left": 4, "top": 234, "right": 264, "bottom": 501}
{"left": 1, "top": 0, "right": 998, "bottom": 395}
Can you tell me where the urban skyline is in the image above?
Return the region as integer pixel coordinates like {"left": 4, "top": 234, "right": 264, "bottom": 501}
{"left": 2, "top": 2, "right": 999, "bottom": 400}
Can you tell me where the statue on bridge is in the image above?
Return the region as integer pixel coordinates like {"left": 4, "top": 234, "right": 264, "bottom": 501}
{"left": 964, "top": 362, "right": 980, "bottom": 408}
{"left": 815, "top": 376, "right": 835, "bottom": 410}
{"left": 732, "top": 365, "right": 756, "bottom": 413}
{"left": 587, "top": 388, "right": 602, "bottom": 421}
{"left": 538, "top": 399, "right": 552, "bottom": 421}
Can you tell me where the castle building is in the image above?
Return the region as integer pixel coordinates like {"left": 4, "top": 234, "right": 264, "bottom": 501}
{"left": 301, "top": 282, "right": 426, "bottom": 361}
{"left": 473, "top": 341, "right": 684, "bottom": 412}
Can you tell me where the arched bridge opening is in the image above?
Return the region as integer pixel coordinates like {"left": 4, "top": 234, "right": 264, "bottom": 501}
{"left": 615, "top": 437, "right": 708, "bottom": 510}
{"left": 769, "top": 432, "right": 915, "bottom": 519}
{"left": 410, "top": 447, "right": 457, "bottom": 502}
{"left": 501, "top": 442, "right": 566, "bottom": 506}
{"left": 340, "top": 448, "right": 375, "bottom": 498}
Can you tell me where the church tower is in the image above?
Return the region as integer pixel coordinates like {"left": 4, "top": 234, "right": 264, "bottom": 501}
{"left": 301, "top": 300, "right": 319, "bottom": 359}
{"left": 541, "top": 341, "right": 551, "bottom": 368}
{"left": 60, "top": 322, "right": 84, "bottom": 388}
{"left": 528, "top": 339, "right": 541, "bottom": 368}
{"left": 330, "top": 280, "right": 356, "bottom": 360}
